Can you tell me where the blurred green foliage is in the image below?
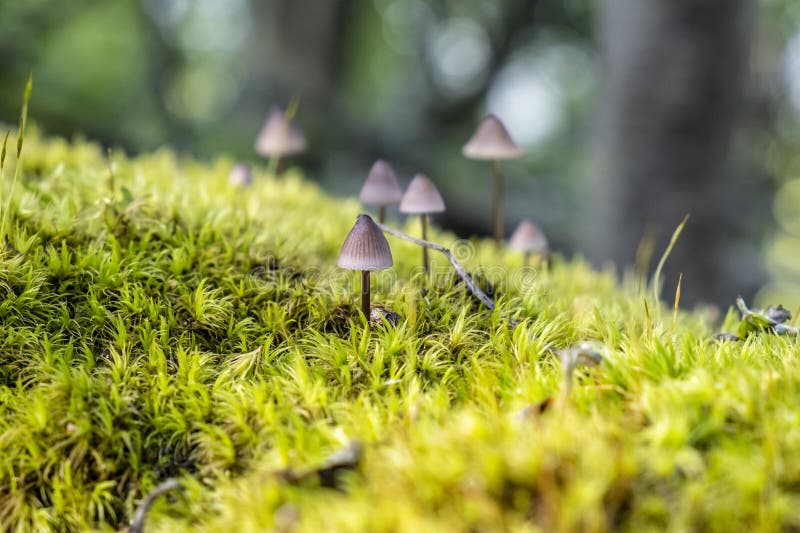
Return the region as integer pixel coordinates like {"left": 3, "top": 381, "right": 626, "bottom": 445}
{"left": 758, "top": 2, "right": 800, "bottom": 307}
{"left": 0, "top": 0, "right": 597, "bottom": 243}
{"left": 0, "top": 1, "right": 162, "bottom": 148}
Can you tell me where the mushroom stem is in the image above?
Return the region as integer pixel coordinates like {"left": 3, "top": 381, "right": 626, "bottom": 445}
{"left": 559, "top": 355, "right": 576, "bottom": 407}
{"left": 361, "top": 270, "right": 371, "bottom": 317}
{"left": 421, "top": 214, "right": 429, "bottom": 273}
{"left": 523, "top": 251, "right": 531, "bottom": 267}
{"left": 378, "top": 205, "right": 386, "bottom": 224}
{"left": 491, "top": 160, "right": 503, "bottom": 249}
{"left": 266, "top": 156, "right": 288, "bottom": 177}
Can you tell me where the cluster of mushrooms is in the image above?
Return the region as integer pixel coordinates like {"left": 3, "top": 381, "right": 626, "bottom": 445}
{"left": 339, "top": 115, "right": 551, "bottom": 317}
{"left": 232, "top": 107, "right": 550, "bottom": 318}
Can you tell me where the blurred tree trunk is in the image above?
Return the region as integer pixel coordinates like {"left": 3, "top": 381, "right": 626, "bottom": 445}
{"left": 245, "top": 0, "right": 352, "bottom": 175}
{"left": 248, "top": 0, "right": 348, "bottom": 101}
{"left": 590, "top": 0, "right": 756, "bottom": 305}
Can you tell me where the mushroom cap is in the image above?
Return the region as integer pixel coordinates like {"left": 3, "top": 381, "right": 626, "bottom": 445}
{"left": 462, "top": 114, "right": 524, "bottom": 160}
{"left": 228, "top": 163, "right": 253, "bottom": 187}
{"left": 509, "top": 219, "right": 548, "bottom": 253}
{"left": 254, "top": 106, "right": 307, "bottom": 157}
{"left": 359, "top": 160, "right": 403, "bottom": 206}
{"left": 399, "top": 174, "right": 446, "bottom": 214}
{"left": 337, "top": 214, "right": 393, "bottom": 271}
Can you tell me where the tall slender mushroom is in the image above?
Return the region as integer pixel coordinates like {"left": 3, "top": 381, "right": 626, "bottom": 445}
{"left": 359, "top": 160, "right": 403, "bottom": 223}
{"left": 509, "top": 219, "right": 549, "bottom": 266}
{"left": 254, "top": 106, "right": 307, "bottom": 173}
{"left": 399, "top": 174, "right": 445, "bottom": 273}
{"left": 463, "top": 114, "right": 524, "bottom": 248}
{"left": 337, "top": 214, "right": 393, "bottom": 318}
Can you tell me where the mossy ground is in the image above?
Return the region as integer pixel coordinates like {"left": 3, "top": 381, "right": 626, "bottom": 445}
{"left": 1, "top": 130, "right": 799, "bottom": 532}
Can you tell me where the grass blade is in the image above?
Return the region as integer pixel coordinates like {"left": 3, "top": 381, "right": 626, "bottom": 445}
{"left": 16, "top": 73, "right": 33, "bottom": 158}
{"left": 672, "top": 272, "right": 683, "bottom": 332}
{"left": 652, "top": 214, "right": 689, "bottom": 306}
{"left": 0, "top": 130, "right": 9, "bottom": 174}
{"left": 1, "top": 73, "right": 33, "bottom": 246}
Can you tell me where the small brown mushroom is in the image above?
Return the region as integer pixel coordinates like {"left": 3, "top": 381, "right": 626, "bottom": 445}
{"left": 463, "top": 114, "right": 524, "bottom": 248}
{"left": 359, "top": 160, "right": 403, "bottom": 223}
{"left": 399, "top": 174, "right": 445, "bottom": 273}
{"left": 228, "top": 163, "right": 253, "bottom": 187}
{"left": 509, "top": 219, "right": 549, "bottom": 266}
{"left": 254, "top": 106, "right": 307, "bottom": 173}
{"left": 338, "top": 214, "right": 393, "bottom": 317}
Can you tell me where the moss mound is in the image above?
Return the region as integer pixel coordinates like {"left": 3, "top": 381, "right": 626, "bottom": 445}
{"left": 1, "top": 131, "right": 799, "bottom": 532}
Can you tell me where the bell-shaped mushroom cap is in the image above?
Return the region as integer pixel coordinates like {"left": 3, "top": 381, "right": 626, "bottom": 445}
{"left": 462, "top": 114, "right": 524, "bottom": 160}
{"left": 228, "top": 163, "right": 253, "bottom": 187}
{"left": 399, "top": 174, "right": 446, "bottom": 214}
{"left": 509, "top": 219, "right": 548, "bottom": 253}
{"left": 359, "top": 160, "right": 403, "bottom": 206}
{"left": 254, "top": 106, "right": 307, "bottom": 157}
{"left": 337, "top": 214, "right": 393, "bottom": 271}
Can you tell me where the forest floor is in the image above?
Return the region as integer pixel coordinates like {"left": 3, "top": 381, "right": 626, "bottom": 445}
{"left": 1, "top": 130, "right": 800, "bottom": 532}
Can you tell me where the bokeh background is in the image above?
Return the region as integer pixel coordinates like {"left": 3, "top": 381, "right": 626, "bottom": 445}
{"left": 2, "top": 0, "right": 800, "bottom": 309}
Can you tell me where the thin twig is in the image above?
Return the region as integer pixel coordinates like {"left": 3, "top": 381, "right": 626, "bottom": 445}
{"left": 377, "top": 223, "right": 495, "bottom": 309}
{"left": 275, "top": 441, "right": 364, "bottom": 489}
{"left": 129, "top": 478, "right": 183, "bottom": 533}
{"left": 376, "top": 222, "right": 519, "bottom": 326}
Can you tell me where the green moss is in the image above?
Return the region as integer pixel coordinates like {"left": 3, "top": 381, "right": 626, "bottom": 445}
{"left": 1, "top": 129, "right": 799, "bottom": 532}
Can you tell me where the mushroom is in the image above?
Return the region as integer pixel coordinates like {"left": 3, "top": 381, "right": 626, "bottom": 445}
{"left": 228, "top": 163, "right": 253, "bottom": 187}
{"left": 558, "top": 342, "right": 604, "bottom": 404}
{"left": 359, "top": 160, "right": 403, "bottom": 223}
{"left": 254, "top": 106, "right": 307, "bottom": 173}
{"left": 509, "top": 219, "right": 548, "bottom": 266}
{"left": 463, "top": 114, "right": 524, "bottom": 248}
{"left": 399, "top": 174, "right": 445, "bottom": 273}
{"left": 337, "top": 214, "right": 393, "bottom": 317}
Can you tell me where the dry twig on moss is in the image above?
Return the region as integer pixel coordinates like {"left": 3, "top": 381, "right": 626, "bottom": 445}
{"left": 376, "top": 222, "right": 519, "bottom": 326}
{"left": 129, "top": 478, "right": 183, "bottom": 533}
